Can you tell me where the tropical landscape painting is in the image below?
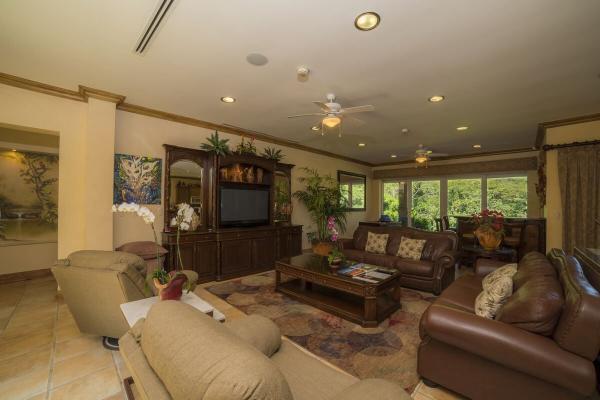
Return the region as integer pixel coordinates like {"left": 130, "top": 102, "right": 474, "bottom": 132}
{"left": 0, "top": 149, "right": 59, "bottom": 245}
{"left": 113, "top": 154, "right": 162, "bottom": 205}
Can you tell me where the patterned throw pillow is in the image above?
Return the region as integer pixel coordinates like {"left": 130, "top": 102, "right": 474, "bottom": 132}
{"left": 475, "top": 275, "right": 514, "bottom": 319}
{"left": 396, "top": 236, "right": 426, "bottom": 260}
{"left": 365, "top": 232, "right": 389, "bottom": 254}
{"left": 482, "top": 263, "right": 518, "bottom": 291}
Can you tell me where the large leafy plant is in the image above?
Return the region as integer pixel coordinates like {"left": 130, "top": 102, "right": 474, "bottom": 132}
{"left": 200, "top": 131, "right": 231, "bottom": 156}
{"left": 294, "top": 168, "right": 348, "bottom": 242}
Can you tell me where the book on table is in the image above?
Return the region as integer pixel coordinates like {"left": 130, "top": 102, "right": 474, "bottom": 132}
{"left": 337, "top": 262, "right": 394, "bottom": 282}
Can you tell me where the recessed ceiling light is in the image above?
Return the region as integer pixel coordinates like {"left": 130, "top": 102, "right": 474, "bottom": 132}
{"left": 311, "top": 126, "right": 320, "bottom": 131}
{"left": 11, "top": 149, "right": 17, "bottom": 152}
{"left": 456, "top": 126, "right": 469, "bottom": 131}
{"left": 390, "top": 154, "right": 397, "bottom": 158}
{"left": 401, "top": 128, "right": 410, "bottom": 135}
{"left": 358, "top": 143, "right": 366, "bottom": 147}
{"left": 220, "top": 96, "right": 236, "bottom": 103}
{"left": 246, "top": 53, "right": 268, "bottom": 66}
{"left": 354, "top": 12, "right": 380, "bottom": 31}
{"left": 428, "top": 95, "right": 445, "bottom": 103}
{"left": 472, "top": 144, "right": 482, "bottom": 149}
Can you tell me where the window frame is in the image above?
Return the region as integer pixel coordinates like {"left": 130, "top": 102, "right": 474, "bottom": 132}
{"left": 337, "top": 170, "right": 367, "bottom": 212}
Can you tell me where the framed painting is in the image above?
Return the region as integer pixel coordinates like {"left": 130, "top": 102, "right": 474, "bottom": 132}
{"left": 113, "top": 154, "right": 162, "bottom": 205}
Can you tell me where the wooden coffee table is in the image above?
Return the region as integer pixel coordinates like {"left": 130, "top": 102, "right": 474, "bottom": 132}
{"left": 275, "top": 254, "right": 402, "bottom": 327}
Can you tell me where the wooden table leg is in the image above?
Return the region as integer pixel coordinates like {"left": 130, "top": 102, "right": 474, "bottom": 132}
{"left": 364, "top": 296, "right": 376, "bottom": 323}
{"left": 392, "top": 282, "right": 402, "bottom": 303}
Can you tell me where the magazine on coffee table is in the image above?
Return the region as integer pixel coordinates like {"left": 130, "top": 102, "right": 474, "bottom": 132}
{"left": 337, "top": 262, "right": 394, "bottom": 282}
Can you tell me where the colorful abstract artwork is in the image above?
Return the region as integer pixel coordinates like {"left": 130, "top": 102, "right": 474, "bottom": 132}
{"left": 0, "top": 149, "right": 59, "bottom": 245}
{"left": 113, "top": 154, "right": 162, "bottom": 205}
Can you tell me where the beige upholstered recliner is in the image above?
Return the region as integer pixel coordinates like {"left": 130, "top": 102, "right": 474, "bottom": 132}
{"left": 52, "top": 250, "right": 197, "bottom": 342}
{"left": 120, "top": 301, "right": 411, "bottom": 400}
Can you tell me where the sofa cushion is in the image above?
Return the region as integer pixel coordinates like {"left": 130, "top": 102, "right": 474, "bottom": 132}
{"left": 362, "top": 253, "right": 399, "bottom": 269}
{"left": 496, "top": 274, "right": 564, "bottom": 335}
{"left": 513, "top": 251, "right": 556, "bottom": 290}
{"left": 67, "top": 250, "right": 146, "bottom": 273}
{"left": 482, "top": 263, "right": 517, "bottom": 291}
{"left": 396, "top": 236, "right": 426, "bottom": 260}
{"left": 436, "top": 275, "right": 482, "bottom": 313}
{"left": 141, "top": 301, "right": 293, "bottom": 400}
{"left": 226, "top": 315, "right": 282, "bottom": 357}
{"left": 475, "top": 275, "right": 514, "bottom": 319}
{"left": 116, "top": 241, "right": 168, "bottom": 261}
{"left": 365, "top": 232, "right": 389, "bottom": 254}
{"left": 395, "top": 258, "right": 434, "bottom": 277}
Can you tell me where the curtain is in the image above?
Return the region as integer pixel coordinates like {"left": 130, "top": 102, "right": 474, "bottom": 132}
{"left": 557, "top": 144, "right": 600, "bottom": 254}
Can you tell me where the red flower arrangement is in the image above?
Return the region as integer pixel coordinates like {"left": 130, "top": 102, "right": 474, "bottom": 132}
{"left": 470, "top": 209, "right": 505, "bottom": 250}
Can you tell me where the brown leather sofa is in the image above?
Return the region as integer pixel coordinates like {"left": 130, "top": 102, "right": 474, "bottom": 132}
{"left": 418, "top": 249, "right": 600, "bottom": 400}
{"left": 340, "top": 225, "right": 459, "bottom": 294}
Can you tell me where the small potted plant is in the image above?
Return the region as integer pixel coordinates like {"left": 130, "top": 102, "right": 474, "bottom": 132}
{"left": 470, "top": 209, "right": 505, "bottom": 251}
{"left": 261, "top": 147, "right": 284, "bottom": 162}
{"left": 201, "top": 131, "right": 231, "bottom": 156}
{"left": 235, "top": 136, "right": 257, "bottom": 155}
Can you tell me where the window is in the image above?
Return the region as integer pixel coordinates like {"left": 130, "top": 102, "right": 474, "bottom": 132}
{"left": 382, "top": 181, "right": 408, "bottom": 224}
{"left": 411, "top": 180, "right": 440, "bottom": 231}
{"left": 487, "top": 176, "right": 528, "bottom": 217}
{"left": 382, "top": 174, "right": 528, "bottom": 231}
{"left": 338, "top": 171, "right": 366, "bottom": 211}
{"left": 447, "top": 178, "right": 482, "bottom": 228}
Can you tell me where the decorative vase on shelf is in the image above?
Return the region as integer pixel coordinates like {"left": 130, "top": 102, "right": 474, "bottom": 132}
{"left": 312, "top": 241, "right": 333, "bottom": 256}
{"left": 474, "top": 228, "right": 502, "bottom": 251}
{"left": 256, "top": 168, "right": 264, "bottom": 184}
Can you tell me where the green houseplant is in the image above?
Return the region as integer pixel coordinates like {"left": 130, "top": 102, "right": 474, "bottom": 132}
{"left": 261, "top": 147, "right": 284, "bottom": 162}
{"left": 200, "top": 131, "right": 231, "bottom": 156}
{"left": 235, "top": 136, "right": 257, "bottom": 155}
{"left": 294, "top": 168, "right": 348, "bottom": 255}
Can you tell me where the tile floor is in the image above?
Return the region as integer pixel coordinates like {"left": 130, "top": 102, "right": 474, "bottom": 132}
{"left": 0, "top": 275, "right": 461, "bottom": 400}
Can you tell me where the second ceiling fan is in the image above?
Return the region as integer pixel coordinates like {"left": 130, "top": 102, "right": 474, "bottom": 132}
{"left": 287, "top": 93, "right": 374, "bottom": 135}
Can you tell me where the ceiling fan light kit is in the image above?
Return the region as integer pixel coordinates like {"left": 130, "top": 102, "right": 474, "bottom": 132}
{"left": 322, "top": 116, "right": 341, "bottom": 128}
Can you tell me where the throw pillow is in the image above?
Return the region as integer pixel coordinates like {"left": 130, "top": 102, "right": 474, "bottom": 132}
{"left": 365, "top": 232, "right": 389, "bottom": 254}
{"left": 475, "top": 275, "right": 514, "bottom": 319}
{"left": 482, "top": 263, "right": 518, "bottom": 291}
{"left": 396, "top": 236, "right": 426, "bottom": 260}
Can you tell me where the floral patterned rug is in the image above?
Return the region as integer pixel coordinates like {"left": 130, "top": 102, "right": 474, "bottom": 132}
{"left": 207, "top": 272, "right": 436, "bottom": 392}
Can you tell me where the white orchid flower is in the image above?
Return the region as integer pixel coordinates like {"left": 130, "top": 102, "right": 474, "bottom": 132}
{"left": 180, "top": 222, "right": 190, "bottom": 231}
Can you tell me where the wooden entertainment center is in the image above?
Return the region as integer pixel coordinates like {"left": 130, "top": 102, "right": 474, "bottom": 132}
{"left": 161, "top": 145, "right": 302, "bottom": 283}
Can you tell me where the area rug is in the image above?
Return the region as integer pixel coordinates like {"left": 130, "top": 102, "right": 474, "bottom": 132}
{"left": 207, "top": 272, "right": 436, "bottom": 392}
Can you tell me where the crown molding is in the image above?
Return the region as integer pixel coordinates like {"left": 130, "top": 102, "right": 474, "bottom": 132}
{"left": 0, "top": 71, "right": 84, "bottom": 102}
{"left": 79, "top": 85, "right": 126, "bottom": 104}
{"left": 374, "top": 147, "right": 536, "bottom": 168}
{"left": 535, "top": 112, "right": 600, "bottom": 149}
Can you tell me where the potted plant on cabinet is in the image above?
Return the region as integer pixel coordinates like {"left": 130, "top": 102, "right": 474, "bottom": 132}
{"left": 294, "top": 168, "right": 348, "bottom": 256}
{"left": 470, "top": 209, "right": 505, "bottom": 251}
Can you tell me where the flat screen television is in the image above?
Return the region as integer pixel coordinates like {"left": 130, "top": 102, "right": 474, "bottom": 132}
{"left": 220, "top": 185, "right": 270, "bottom": 227}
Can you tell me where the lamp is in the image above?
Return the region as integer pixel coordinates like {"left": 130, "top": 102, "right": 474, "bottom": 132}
{"left": 415, "top": 155, "right": 428, "bottom": 164}
{"left": 322, "top": 116, "right": 341, "bottom": 128}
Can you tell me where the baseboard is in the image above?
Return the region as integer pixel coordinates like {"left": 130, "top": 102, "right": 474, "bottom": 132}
{"left": 0, "top": 268, "right": 52, "bottom": 284}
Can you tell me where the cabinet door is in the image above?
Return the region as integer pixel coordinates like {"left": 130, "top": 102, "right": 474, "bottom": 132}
{"left": 277, "top": 232, "right": 290, "bottom": 259}
{"left": 171, "top": 242, "right": 195, "bottom": 271}
{"left": 252, "top": 236, "right": 276, "bottom": 270}
{"left": 220, "top": 239, "right": 253, "bottom": 277}
{"left": 194, "top": 241, "right": 217, "bottom": 282}
{"left": 290, "top": 229, "right": 302, "bottom": 256}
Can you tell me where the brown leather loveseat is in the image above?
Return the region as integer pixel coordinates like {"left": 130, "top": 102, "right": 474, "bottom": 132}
{"left": 340, "top": 225, "right": 459, "bottom": 294}
{"left": 418, "top": 249, "right": 600, "bottom": 400}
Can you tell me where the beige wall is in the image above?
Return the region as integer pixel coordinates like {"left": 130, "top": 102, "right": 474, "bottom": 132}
{"left": 0, "top": 84, "right": 117, "bottom": 274}
{"left": 545, "top": 120, "right": 600, "bottom": 250}
{"left": 113, "top": 111, "right": 377, "bottom": 249}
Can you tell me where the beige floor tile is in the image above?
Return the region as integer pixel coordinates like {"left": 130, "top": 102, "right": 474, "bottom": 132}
{"left": 0, "top": 367, "right": 49, "bottom": 400}
{"left": 413, "top": 392, "right": 435, "bottom": 400}
{"left": 52, "top": 348, "right": 114, "bottom": 388}
{"left": 54, "top": 334, "right": 104, "bottom": 362}
{"left": 24, "top": 393, "right": 46, "bottom": 400}
{"left": 0, "top": 345, "right": 52, "bottom": 381}
{"left": 0, "top": 330, "right": 54, "bottom": 361}
{"left": 49, "top": 366, "right": 121, "bottom": 400}
{"left": 54, "top": 320, "right": 82, "bottom": 343}
{"left": 2, "top": 317, "right": 54, "bottom": 341}
{"left": 103, "top": 391, "right": 127, "bottom": 400}
{"left": 112, "top": 352, "right": 131, "bottom": 380}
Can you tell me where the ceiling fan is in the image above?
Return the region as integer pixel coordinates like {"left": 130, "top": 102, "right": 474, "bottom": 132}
{"left": 414, "top": 144, "right": 448, "bottom": 166}
{"left": 287, "top": 94, "right": 374, "bottom": 135}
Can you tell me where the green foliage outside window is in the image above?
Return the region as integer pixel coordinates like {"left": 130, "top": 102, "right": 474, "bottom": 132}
{"left": 448, "top": 179, "right": 482, "bottom": 227}
{"left": 487, "top": 177, "right": 527, "bottom": 217}
{"left": 411, "top": 181, "right": 440, "bottom": 231}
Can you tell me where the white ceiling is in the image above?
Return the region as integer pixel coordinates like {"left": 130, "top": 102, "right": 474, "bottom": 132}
{"left": 1, "top": 0, "right": 599, "bottom": 164}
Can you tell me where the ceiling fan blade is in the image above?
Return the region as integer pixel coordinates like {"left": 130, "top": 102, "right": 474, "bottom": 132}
{"left": 340, "top": 105, "right": 375, "bottom": 114}
{"left": 312, "top": 101, "right": 331, "bottom": 112}
{"left": 287, "top": 113, "right": 325, "bottom": 118}
{"left": 429, "top": 152, "right": 449, "bottom": 157}
{"left": 343, "top": 115, "right": 366, "bottom": 127}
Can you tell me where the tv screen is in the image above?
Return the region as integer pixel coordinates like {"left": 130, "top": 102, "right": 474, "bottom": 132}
{"left": 220, "top": 186, "right": 270, "bottom": 227}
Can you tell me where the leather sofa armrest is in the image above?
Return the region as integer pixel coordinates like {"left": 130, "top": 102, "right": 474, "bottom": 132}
{"left": 225, "top": 315, "right": 282, "bottom": 357}
{"left": 338, "top": 238, "right": 355, "bottom": 250}
{"left": 434, "top": 250, "right": 460, "bottom": 269}
{"left": 330, "top": 379, "right": 410, "bottom": 400}
{"left": 420, "top": 304, "right": 596, "bottom": 395}
{"left": 474, "top": 258, "right": 506, "bottom": 277}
